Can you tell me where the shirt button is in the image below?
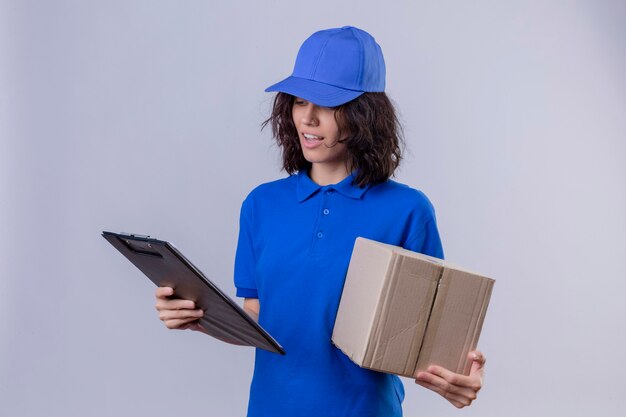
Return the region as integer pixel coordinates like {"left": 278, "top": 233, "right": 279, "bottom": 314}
{"left": 326, "top": 190, "right": 334, "bottom": 195}
{"left": 323, "top": 208, "right": 330, "bottom": 215}
{"left": 317, "top": 231, "right": 324, "bottom": 238}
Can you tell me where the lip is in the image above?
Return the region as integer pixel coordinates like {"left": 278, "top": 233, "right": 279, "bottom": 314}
{"left": 300, "top": 132, "right": 325, "bottom": 149}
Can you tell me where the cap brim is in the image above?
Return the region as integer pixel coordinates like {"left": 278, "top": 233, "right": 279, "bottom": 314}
{"left": 265, "top": 76, "right": 363, "bottom": 107}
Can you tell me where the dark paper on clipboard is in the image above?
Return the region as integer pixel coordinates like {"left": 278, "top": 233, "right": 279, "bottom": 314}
{"left": 102, "top": 231, "right": 284, "bottom": 355}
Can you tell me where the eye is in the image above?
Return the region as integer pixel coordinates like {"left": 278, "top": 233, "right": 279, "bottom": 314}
{"left": 294, "top": 98, "right": 308, "bottom": 106}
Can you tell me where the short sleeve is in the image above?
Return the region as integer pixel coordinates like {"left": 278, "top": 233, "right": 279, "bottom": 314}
{"left": 233, "top": 197, "right": 259, "bottom": 298}
{"left": 404, "top": 218, "right": 444, "bottom": 259}
{"left": 403, "top": 193, "right": 444, "bottom": 259}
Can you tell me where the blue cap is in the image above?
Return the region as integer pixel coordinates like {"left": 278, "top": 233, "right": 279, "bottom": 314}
{"left": 265, "top": 26, "right": 386, "bottom": 107}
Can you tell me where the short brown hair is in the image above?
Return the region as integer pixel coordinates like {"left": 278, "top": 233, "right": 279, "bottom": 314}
{"left": 262, "top": 92, "right": 404, "bottom": 187}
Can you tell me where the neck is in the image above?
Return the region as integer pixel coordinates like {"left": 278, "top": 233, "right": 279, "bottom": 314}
{"left": 309, "top": 163, "right": 351, "bottom": 186}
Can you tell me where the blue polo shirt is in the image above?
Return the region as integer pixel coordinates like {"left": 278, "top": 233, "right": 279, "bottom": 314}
{"left": 234, "top": 171, "right": 443, "bottom": 417}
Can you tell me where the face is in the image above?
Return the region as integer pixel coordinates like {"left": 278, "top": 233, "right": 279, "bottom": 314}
{"left": 291, "top": 97, "right": 349, "bottom": 169}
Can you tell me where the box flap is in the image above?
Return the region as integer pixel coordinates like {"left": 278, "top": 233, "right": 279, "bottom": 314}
{"left": 364, "top": 252, "right": 441, "bottom": 376}
{"left": 415, "top": 267, "right": 494, "bottom": 375}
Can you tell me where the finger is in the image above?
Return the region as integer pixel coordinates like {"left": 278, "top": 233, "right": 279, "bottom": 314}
{"left": 159, "top": 308, "right": 204, "bottom": 322}
{"left": 415, "top": 378, "right": 471, "bottom": 408}
{"left": 155, "top": 287, "right": 174, "bottom": 298}
{"left": 416, "top": 371, "right": 479, "bottom": 398}
{"left": 469, "top": 351, "right": 486, "bottom": 378}
{"left": 163, "top": 317, "right": 201, "bottom": 330}
{"left": 414, "top": 378, "right": 472, "bottom": 408}
{"left": 469, "top": 350, "right": 486, "bottom": 366}
{"left": 155, "top": 298, "right": 196, "bottom": 311}
{"left": 427, "top": 365, "right": 474, "bottom": 389}
{"left": 429, "top": 366, "right": 483, "bottom": 393}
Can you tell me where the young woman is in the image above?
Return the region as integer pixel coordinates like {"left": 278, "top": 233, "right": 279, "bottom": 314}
{"left": 155, "top": 26, "right": 485, "bottom": 416}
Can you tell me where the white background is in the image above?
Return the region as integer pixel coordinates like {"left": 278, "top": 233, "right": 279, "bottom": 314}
{"left": 1, "top": 1, "right": 625, "bottom": 416}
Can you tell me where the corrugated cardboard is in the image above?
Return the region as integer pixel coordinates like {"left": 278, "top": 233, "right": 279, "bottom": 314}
{"left": 332, "top": 237, "right": 494, "bottom": 378}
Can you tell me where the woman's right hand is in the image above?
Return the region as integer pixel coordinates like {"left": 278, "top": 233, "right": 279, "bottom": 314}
{"left": 155, "top": 287, "right": 205, "bottom": 331}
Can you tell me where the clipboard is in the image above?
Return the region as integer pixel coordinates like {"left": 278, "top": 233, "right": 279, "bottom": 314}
{"left": 102, "top": 231, "right": 285, "bottom": 355}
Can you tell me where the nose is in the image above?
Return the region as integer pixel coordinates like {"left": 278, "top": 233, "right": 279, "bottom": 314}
{"left": 301, "top": 103, "right": 319, "bottom": 127}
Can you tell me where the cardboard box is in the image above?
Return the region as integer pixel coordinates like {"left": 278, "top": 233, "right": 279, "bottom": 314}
{"left": 332, "top": 237, "right": 494, "bottom": 378}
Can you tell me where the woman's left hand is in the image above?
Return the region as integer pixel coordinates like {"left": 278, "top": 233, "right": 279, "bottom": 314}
{"left": 414, "top": 350, "right": 485, "bottom": 408}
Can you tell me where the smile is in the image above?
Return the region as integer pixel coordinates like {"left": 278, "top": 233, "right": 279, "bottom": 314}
{"left": 303, "top": 133, "right": 323, "bottom": 141}
{"left": 301, "top": 133, "right": 325, "bottom": 149}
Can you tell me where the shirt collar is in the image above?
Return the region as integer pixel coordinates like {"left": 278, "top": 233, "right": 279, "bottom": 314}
{"left": 296, "top": 170, "right": 371, "bottom": 202}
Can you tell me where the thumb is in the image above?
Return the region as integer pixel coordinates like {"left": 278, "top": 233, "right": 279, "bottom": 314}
{"left": 469, "top": 351, "right": 486, "bottom": 376}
